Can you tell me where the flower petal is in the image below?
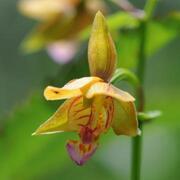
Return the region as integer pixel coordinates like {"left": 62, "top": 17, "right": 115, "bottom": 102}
{"left": 44, "top": 86, "right": 81, "bottom": 101}
{"left": 78, "top": 96, "right": 114, "bottom": 144}
{"left": 66, "top": 140, "right": 98, "bottom": 165}
{"left": 32, "top": 98, "right": 73, "bottom": 135}
{"left": 86, "top": 82, "right": 135, "bottom": 102}
{"left": 18, "top": 0, "right": 79, "bottom": 21}
{"left": 63, "top": 77, "right": 102, "bottom": 90}
{"left": 44, "top": 77, "right": 102, "bottom": 100}
{"left": 33, "top": 96, "right": 92, "bottom": 135}
{"left": 111, "top": 99, "right": 139, "bottom": 136}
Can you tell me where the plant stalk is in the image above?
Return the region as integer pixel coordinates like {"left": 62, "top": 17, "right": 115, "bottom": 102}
{"left": 130, "top": 0, "right": 158, "bottom": 179}
{"left": 131, "top": 21, "right": 146, "bottom": 180}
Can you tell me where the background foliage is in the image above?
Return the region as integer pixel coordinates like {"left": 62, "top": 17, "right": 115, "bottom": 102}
{"left": 0, "top": 0, "right": 180, "bottom": 179}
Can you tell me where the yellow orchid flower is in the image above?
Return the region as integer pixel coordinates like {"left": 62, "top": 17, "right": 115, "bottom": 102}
{"left": 33, "top": 11, "right": 140, "bottom": 165}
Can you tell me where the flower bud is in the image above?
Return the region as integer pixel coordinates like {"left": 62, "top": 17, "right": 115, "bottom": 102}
{"left": 88, "top": 11, "right": 117, "bottom": 82}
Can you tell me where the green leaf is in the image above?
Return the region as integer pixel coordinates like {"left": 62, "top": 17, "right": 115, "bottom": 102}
{"left": 160, "top": 12, "right": 180, "bottom": 34}
{"left": 110, "top": 68, "right": 140, "bottom": 87}
{"left": 138, "top": 110, "right": 162, "bottom": 121}
{"left": 145, "top": 19, "right": 179, "bottom": 56}
{"left": 116, "top": 29, "right": 140, "bottom": 68}
{"left": 107, "top": 12, "right": 140, "bottom": 30}
{"left": 116, "top": 17, "right": 179, "bottom": 68}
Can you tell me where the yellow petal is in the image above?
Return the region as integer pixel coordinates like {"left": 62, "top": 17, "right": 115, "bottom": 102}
{"left": 86, "top": 82, "right": 138, "bottom": 136}
{"left": 33, "top": 98, "right": 72, "bottom": 135}
{"left": 111, "top": 100, "right": 139, "bottom": 136}
{"left": 44, "top": 77, "right": 102, "bottom": 101}
{"left": 44, "top": 86, "right": 81, "bottom": 100}
{"left": 86, "top": 82, "right": 135, "bottom": 102}
{"left": 33, "top": 96, "right": 91, "bottom": 135}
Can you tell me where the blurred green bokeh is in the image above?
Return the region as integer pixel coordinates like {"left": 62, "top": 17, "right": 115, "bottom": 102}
{"left": 0, "top": 0, "right": 180, "bottom": 180}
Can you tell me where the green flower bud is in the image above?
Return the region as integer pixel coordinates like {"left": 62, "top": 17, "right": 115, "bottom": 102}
{"left": 88, "top": 11, "right": 117, "bottom": 82}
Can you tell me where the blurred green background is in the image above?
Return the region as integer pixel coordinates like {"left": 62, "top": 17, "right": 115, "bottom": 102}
{"left": 0, "top": 0, "right": 180, "bottom": 179}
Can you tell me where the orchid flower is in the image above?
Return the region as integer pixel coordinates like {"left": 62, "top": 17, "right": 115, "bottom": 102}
{"left": 18, "top": 0, "right": 106, "bottom": 64}
{"left": 33, "top": 11, "right": 140, "bottom": 165}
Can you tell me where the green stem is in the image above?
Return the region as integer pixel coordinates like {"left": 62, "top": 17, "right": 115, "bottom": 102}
{"left": 131, "top": 0, "right": 158, "bottom": 178}
{"left": 137, "top": 22, "right": 146, "bottom": 85}
{"left": 131, "top": 21, "right": 146, "bottom": 180}
{"left": 131, "top": 122, "right": 143, "bottom": 180}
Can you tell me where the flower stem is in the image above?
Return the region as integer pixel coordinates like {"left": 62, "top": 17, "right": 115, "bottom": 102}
{"left": 131, "top": 122, "right": 143, "bottom": 180}
{"left": 131, "top": 0, "right": 158, "bottom": 179}
{"left": 131, "top": 21, "right": 146, "bottom": 180}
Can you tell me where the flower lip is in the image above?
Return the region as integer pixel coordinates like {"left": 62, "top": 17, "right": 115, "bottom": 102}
{"left": 66, "top": 140, "right": 98, "bottom": 166}
{"left": 79, "top": 126, "right": 97, "bottom": 144}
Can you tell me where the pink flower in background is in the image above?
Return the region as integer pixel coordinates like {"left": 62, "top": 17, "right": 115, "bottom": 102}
{"left": 47, "top": 41, "right": 78, "bottom": 64}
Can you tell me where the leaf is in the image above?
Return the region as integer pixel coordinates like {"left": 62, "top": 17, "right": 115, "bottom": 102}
{"left": 116, "top": 16, "right": 179, "bottom": 68}
{"left": 138, "top": 110, "right": 162, "bottom": 122}
{"left": 115, "top": 30, "right": 140, "bottom": 68}
{"left": 107, "top": 12, "right": 140, "bottom": 30}
{"left": 160, "top": 12, "right": 180, "bottom": 33}
{"left": 145, "top": 19, "right": 179, "bottom": 56}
